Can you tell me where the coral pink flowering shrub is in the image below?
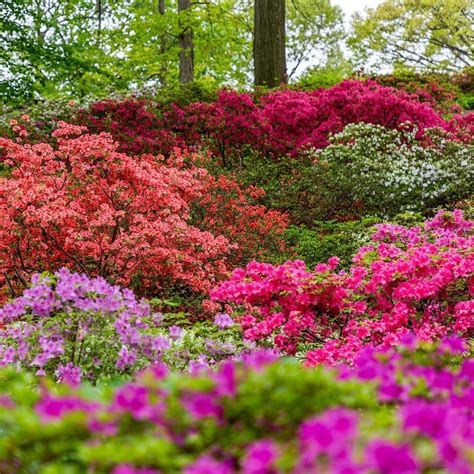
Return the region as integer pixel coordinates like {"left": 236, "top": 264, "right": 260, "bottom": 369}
{"left": 211, "top": 210, "right": 474, "bottom": 365}
{"left": 0, "top": 123, "right": 235, "bottom": 300}
{"left": 0, "top": 337, "right": 472, "bottom": 472}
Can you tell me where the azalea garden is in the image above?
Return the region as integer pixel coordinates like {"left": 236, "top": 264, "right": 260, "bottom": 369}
{"left": 0, "top": 0, "right": 473, "bottom": 473}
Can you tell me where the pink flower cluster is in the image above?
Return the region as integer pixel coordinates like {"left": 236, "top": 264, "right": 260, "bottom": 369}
{"left": 211, "top": 210, "right": 474, "bottom": 365}
{"left": 75, "top": 81, "right": 472, "bottom": 169}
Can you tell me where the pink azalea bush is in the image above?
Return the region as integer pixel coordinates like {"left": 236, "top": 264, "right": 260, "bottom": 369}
{"left": 0, "top": 337, "right": 472, "bottom": 472}
{"left": 66, "top": 80, "right": 472, "bottom": 168}
{"left": 211, "top": 210, "right": 474, "bottom": 365}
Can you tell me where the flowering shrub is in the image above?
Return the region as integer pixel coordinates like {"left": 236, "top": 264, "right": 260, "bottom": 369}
{"left": 371, "top": 72, "right": 464, "bottom": 114}
{"left": 0, "top": 123, "right": 286, "bottom": 301}
{"left": 0, "top": 337, "right": 471, "bottom": 472}
{"left": 0, "top": 268, "right": 249, "bottom": 382}
{"left": 166, "top": 90, "right": 263, "bottom": 168}
{"left": 0, "top": 268, "right": 165, "bottom": 382}
{"left": 309, "top": 122, "right": 474, "bottom": 218}
{"left": 77, "top": 99, "right": 179, "bottom": 156}
{"left": 62, "top": 80, "right": 460, "bottom": 169}
{"left": 212, "top": 210, "right": 474, "bottom": 365}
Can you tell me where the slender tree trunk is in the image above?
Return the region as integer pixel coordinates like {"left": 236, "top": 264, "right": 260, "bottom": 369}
{"left": 253, "top": 0, "right": 287, "bottom": 87}
{"left": 178, "top": 0, "right": 194, "bottom": 83}
{"left": 158, "top": 0, "right": 167, "bottom": 85}
{"left": 96, "top": 0, "right": 102, "bottom": 43}
{"left": 158, "top": 0, "right": 165, "bottom": 15}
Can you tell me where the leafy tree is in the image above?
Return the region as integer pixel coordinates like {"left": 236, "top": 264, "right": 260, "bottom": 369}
{"left": 0, "top": 0, "right": 125, "bottom": 104}
{"left": 350, "top": 0, "right": 474, "bottom": 72}
{"left": 286, "top": 0, "right": 345, "bottom": 79}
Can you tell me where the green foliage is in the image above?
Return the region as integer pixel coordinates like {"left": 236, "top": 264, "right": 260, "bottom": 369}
{"left": 281, "top": 217, "right": 380, "bottom": 268}
{"left": 280, "top": 212, "right": 425, "bottom": 269}
{"left": 0, "top": 0, "right": 346, "bottom": 106}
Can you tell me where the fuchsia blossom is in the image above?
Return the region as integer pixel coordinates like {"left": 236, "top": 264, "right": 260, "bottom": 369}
{"left": 184, "top": 455, "right": 233, "bottom": 474}
{"left": 24, "top": 337, "right": 473, "bottom": 473}
{"left": 242, "top": 439, "right": 278, "bottom": 474}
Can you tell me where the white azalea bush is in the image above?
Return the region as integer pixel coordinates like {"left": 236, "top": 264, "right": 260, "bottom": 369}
{"left": 312, "top": 123, "right": 474, "bottom": 217}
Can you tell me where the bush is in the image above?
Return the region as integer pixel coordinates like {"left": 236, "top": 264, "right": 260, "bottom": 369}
{"left": 0, "top": 122, "right": 287, "bottom": 301}
{"left": 282, "top": 217, "right": 382, "bottom": 268}
{"left": 0, "top": 337, "right": 471, "bottom": 472}
{"left": 0, "top": 268, "right": 248, "bottom": 383}
{"left": 0, "top": 124, "right": 226, "bottom": 299}
{"left": 211, "top": 210, "right": 474, "bottom": 365}
{"left": 309, "top": 122, "right": 474, "bottom": 219}
{"left": 371, "top": 71, "right": 464, "bottom": 114}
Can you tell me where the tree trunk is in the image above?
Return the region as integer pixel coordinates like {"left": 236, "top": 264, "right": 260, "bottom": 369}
{"left": 158, "top": 0, "right": 165, "bottom": 15}
{"left": 178, "top": 0, "right": 194, "bottom": 83}
{"left": 253, "top": 0, "right": 287, "bottom": 87}
{"left": 158, "top": 0, "right": 167, "bottom": 85}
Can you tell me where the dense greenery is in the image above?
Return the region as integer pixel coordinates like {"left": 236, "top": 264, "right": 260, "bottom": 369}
{"left": 0, "top": 1, "right": 473, "bottom": 472}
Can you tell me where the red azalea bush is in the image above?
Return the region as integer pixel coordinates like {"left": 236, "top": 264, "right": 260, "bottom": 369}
{"left": 70, "top": 80, "right": 460, "bottom": 167}
{"left": 211, "top": 210, "right": 474, "bottom": 365}
{"left": 76, "top": 98, "right": 179, "bottom": 156}
{"left": 166, "top": 90, "right": 263, "bottom": 168}
{"left": 0, "top": 122, "right": 286, "bottom": 301}
{"left": 195, "top": 173, "right": 287, "bottom": 264}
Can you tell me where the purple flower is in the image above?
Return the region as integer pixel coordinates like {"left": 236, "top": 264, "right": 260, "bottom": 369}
{"left": 365, "top": 441, "right": 419, "bottom": 474}
{"left": 182, "top": 392, "right": 222, "bottom": 421}
{"left": 113, "top": 384, "right": 151, "bottom": 420}
{"left": 116, "top": 346, "right": 137, "bottom": 369}
{"left": 184, "top": 455, "right": 232, "bottom": 474}
{"left": 214, "top": 313, "right": 234, "bottom": 329}
{"left": 242, "top": 439, "right": 277, "bottom": 474}
{"left": 168, "top": 325, "right": 183, "bottom": 339}
{"left": 151, "top": 336, "right": 171, "bottom": 352}
{"left": 36, "top": 394, "right": 95, "bottom": 423}
{"left": 56, "top": 363, "right": 82, "bottom": 386}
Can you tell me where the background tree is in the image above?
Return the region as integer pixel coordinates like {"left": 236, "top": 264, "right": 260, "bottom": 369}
{"left": 286, "top": 0, "right": 345, "bottom": 79}
{"left": 350, "top": 0, "right": 474, "bottom": 72}
{"left": 178, "top": 0, "right": 194, "bottom": 83}
{"left": 253, "top": 0, "right": 287, "bottom": 87}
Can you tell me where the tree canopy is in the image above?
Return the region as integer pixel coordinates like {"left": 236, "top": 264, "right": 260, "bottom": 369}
{"left": 350, "top": 0, "right": 474, "bottom": 72}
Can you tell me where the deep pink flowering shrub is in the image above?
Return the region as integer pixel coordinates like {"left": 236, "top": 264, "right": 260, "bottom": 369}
{"left": 257, "top": 80, "right": 446, "bottom": 155}
{"left": 211, "top": 210, "right": 474, "bottom": 365}
{"left": 76, "top": 98, "right": 178, "bottom": 156}
{"left": 67, "top": 80, "right": 463, "bottom": 168}
{"left": 0, "top": 337, "right": 472, "bottom": 472}
{"left": 166, "top": 90, "right": 263, "bottom": 168}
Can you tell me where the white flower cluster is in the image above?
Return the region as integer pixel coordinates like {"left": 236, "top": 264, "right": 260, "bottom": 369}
{"left": 314, "top": 122, "right": 474, "bottom": 216}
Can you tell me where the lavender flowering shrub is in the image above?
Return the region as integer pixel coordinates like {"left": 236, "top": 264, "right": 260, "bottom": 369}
{"left": 0, "top": 268, "right": 163, "bottom": 382}
{"left": 0, "top": 269, "right": 246, "bottom": 383}
{"left": 0, "top": 337, "right": 472, "bottom": 473}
